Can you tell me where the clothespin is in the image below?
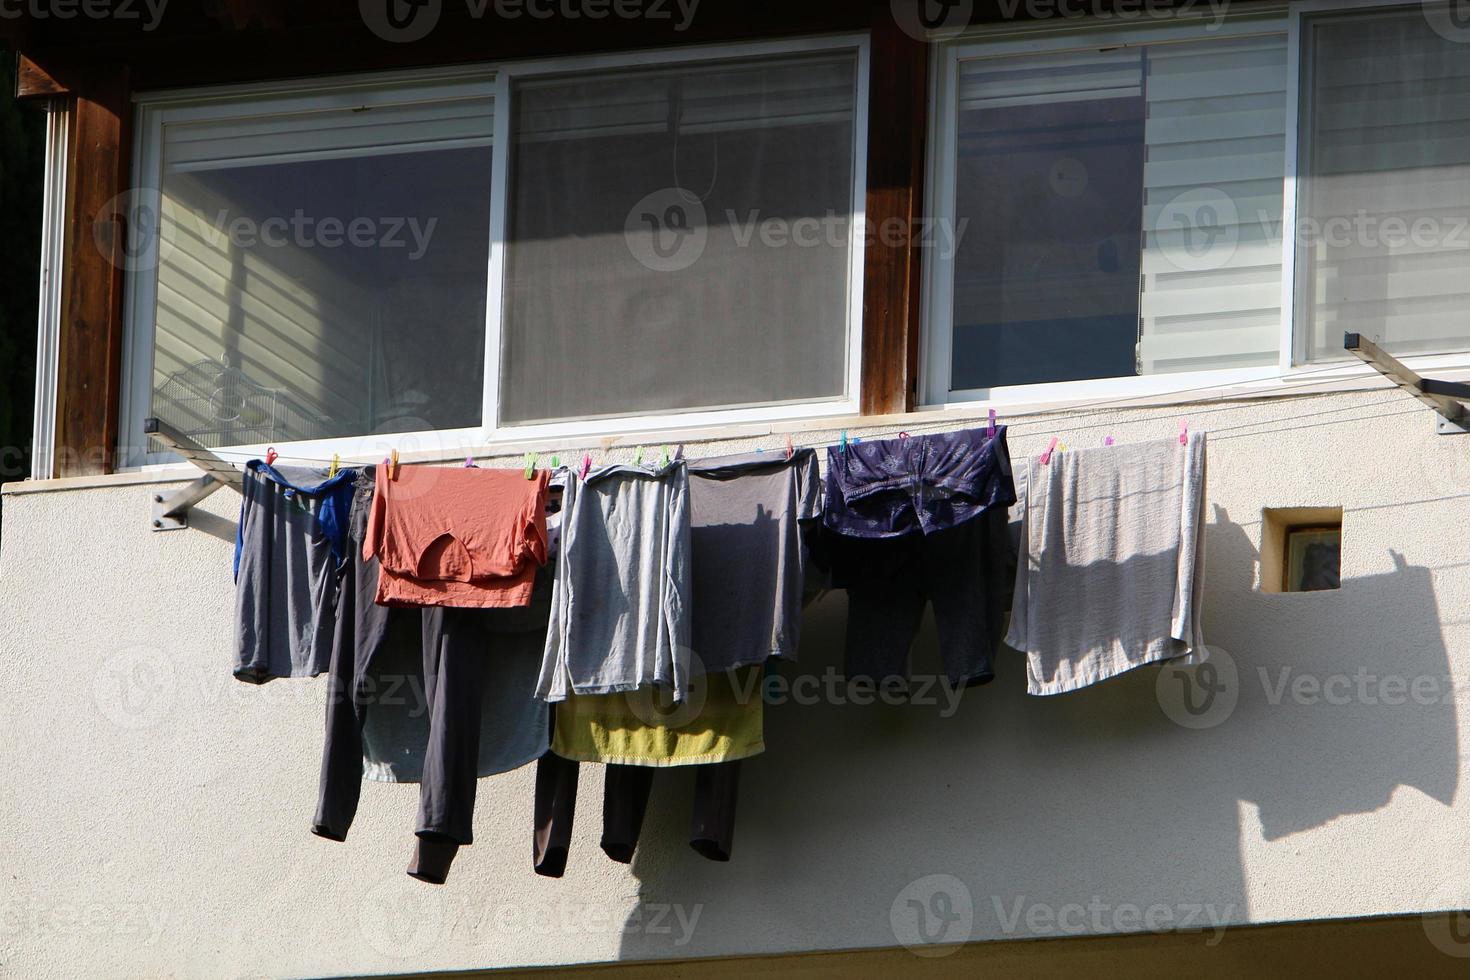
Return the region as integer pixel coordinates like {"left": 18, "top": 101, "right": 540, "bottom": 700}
{"left": 464, "top": 456, "right": 476, "bottom": 468}
{"left": 551, "top": 456, "right": 560, "bottom": 469}
{"left": 634, "top": 446, "right": 644, "bottom": 467}
{"left": 524, "top": 452, "right": 537, "bottom": 479}
{"left": 987, "top": 408, "right": 997, "bottom": 438}
{"left": 1103, "top": 436, "right": 1115, "bottom": 447}
{"left": 1178, "top": 418, "right": 1189, "bottom": 446}
{"left": 328, "top": 453, "right": 339, "bottom": 477}
{"left": 580, "top": 453, "right": 592, "bottom": 480}
{"left": 1040, "top": 436, "right": 1059, "bottom": 465}
{"left": 661, "top": 445, "right": 671, "bottom": 467}
{"left": 265, "top": 447, "right": 278, "bottom": 466}
{"left": 839, "top": 430, "right": 848, "bottom": 452}
{"left": 674, "top": 444, "right": 684, "bottom": 461}
{"left": 388, "top": 449, "right": 400, "bottom": 480}
{"left": 784, "top": 434, "right": 794, "bottom": 460}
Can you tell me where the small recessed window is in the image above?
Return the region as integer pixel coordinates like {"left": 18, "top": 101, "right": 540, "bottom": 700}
{"left": 1261, "top": 507, "right": 1342, "bottom": 593}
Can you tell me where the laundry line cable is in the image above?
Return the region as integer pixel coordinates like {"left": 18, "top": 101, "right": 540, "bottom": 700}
{"left": 171, "top": 360, "right": 1435, "bottom": 467}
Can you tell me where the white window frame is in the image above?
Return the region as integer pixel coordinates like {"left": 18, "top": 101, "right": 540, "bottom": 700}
{"left": 119, "top": 34, "right": 870, "bottom": 468}
{"left": 919, "top": 0, "right": 1470, "bottom": 412}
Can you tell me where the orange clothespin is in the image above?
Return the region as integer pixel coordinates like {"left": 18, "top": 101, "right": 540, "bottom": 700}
{"left": 265, "top": 447, "right": 278, "bottom": 466}
{"left": 388, "top": 449, "right": 400, "bottom": 480}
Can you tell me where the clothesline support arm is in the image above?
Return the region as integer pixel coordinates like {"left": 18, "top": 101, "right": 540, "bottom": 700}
{"left": 143, "top": 417, "right": 246, "bottom": 530}
{"left": 1343, "top": 333, "right": 1470, "bottom": 435}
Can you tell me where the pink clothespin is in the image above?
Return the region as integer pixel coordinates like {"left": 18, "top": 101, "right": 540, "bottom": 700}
{"left": 784, "top": 434, "right": 794, "bottom": 460}
{"left": 1040, "top": 436, "right": 1059, "bottom": 465}
{"left": 987, "top": 408, "right": 997, "bottom": 438}
{"left": 1104, "top": 436, "right": 1115, "bottom": 447}
{"left": 1178, "top": 418, "right": 1189, "bottom": 446}
{"left": 464, "top": 456, "right": 476, "bottom": 468}
{"left": 265, "top": 447, "right": 278, "bottom": 466}
{"left": 579, "top": 453, "right": 592, "bottom": 480}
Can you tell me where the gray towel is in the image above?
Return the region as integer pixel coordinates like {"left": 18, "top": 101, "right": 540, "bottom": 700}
{"left": 1006, "top": 433, "right": 1207, "bottom": 695}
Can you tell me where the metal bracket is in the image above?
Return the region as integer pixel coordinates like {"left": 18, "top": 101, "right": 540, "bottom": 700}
{"left": 144, "top": 417, "right": 246, "bottom": 531}
{"left": 1344, "top": 333, "right": 1470, "bottom": 435}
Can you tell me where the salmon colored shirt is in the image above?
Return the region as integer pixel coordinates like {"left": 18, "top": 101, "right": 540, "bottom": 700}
{"left": 364, "top": 463, "right": 549, "bottom": 608}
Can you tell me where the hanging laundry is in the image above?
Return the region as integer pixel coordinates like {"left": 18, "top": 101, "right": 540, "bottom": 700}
{"left": 686, "top": 449, "right": 822, "bottom": 673}
{"left": 314, "top": 465, "right": 555, "bottom": 886}
{"left": 550, "top": 668, "right": 764, "bottom": 766}
{"left": 312, "top": 468, "right": 551, "bottom": 883}
{"left": 815, "top": 425, "right": 1017, "bottom": 690}
{"left": 1006, "top": 433, "right": 1208, "bottom": 695}
{"left": 363, "top": 463, "right": 549, "bottom": 608}
{"left": 531, "top": 753, "right": 744, "bottom": 876}
{"left": 537, "top": 460, "right": 693, "bottom": 704}
{"left": 233, "top": 460, "right": 357, "bottom": 684}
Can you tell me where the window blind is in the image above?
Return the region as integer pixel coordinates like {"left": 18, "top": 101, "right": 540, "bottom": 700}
{"left": 1137, "top": 34, "right": 1287, "bottom": 374}
{"left": 1300, "top": 9, "right": 1470, "bottom": 361}
{"left": 162, "top": 94, "right": 494, "bottom": 173}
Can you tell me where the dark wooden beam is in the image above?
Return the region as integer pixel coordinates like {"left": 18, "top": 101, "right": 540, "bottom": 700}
{"left": 859, "top": 3, "right": 929, "bottom": 415}
{"left": 54, "top": 66, "right": 130, "bottom": 476}
{"left": 14, "top": 53, "right": 68, "bottom": 100}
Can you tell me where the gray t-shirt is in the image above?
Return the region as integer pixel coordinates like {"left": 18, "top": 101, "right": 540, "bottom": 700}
{"left": 537, "top": 461, "right": 692, "bottom": 703}
{"left": 234, "top": 464, "right": 340, "bottom": 683}
{"left": 687, "top": 448, "right": 820, "bottom": 674}
{"left": 1006, "top": 433, "right": 1208, "bottom": 695}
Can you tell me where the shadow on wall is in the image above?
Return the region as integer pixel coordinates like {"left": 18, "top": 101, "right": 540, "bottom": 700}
{"left": 0, "top": 50, "right": 44, "bottom": 502}
{"left": 605, "top": 504, "right": 1457, "bottom": 960}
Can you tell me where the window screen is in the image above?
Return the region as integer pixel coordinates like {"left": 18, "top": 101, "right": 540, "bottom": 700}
{"left": 1299, "top": 6, "right": 1470, "bottom": 361}
{"left": 945, "top": 33, "right": 1285, "bottom": 394}
{"left": 499, "top": 52, "right": 859, "bottom": 425}
{"left": 150, "top": 88, "right": 494, "bottom": 447}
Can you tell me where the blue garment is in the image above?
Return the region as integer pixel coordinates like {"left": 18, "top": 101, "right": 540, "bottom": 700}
{"left": 822, "top": 425, "right": 1016, "bottom": 538}
{"left": 232, "top": 460, "right": 358, "bottom": 580}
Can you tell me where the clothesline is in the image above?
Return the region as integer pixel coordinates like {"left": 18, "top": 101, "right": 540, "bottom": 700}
{"left": 180, "top": 360, "right": 1428, "bottom": 467}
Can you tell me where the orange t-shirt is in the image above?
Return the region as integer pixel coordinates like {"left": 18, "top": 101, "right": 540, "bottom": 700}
{"left": 364, "top": 463, "right": 549, "bottom": 608}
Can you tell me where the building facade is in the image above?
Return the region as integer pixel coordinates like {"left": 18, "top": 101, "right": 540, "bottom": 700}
{"left": 4, "top": 1, "right": 1470, "bottom": 976}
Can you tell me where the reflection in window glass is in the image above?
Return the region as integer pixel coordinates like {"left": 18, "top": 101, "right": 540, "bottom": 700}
{"left": 500, "top": 53, "right": 858, "bottom": 425}
{"left": 151, "top": 96, "right": 493, "bottom": 447}
{"left": 947, "top": 35, "right": 1285, "bottom": 394}
{"left": 1300, "top": 8, "right": 1470, "bottom": 361}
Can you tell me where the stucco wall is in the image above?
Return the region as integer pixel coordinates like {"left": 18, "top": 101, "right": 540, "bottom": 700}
{"left": 3, "top": 388, "right": 1469, "bottom": 978}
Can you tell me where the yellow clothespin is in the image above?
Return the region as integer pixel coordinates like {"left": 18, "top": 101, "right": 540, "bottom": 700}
{"left": 328, "top": 453, "right": 340, "bottom": 478}
{"left": 524, "top": 452, "right": 538, "bottom": 479}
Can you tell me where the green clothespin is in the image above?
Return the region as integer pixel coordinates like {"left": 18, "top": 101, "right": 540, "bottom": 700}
{"left": 634, "top": 446, "right": 644, "bottom": 467}
{"left": 661, "top": 445, "right": 671, "bottom": 467}
{"left": 551, "top": 455, "right": 560, "bottom": 469}
{"left": 524, "top": 452, "right": 537, "bottom": 479}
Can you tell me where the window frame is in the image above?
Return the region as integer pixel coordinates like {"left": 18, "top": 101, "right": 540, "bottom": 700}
{"left": 120, "top": 34, "right": 871, "bottom": 468}
{"left": 919, "top": 0, "right": 1470, "bottom": 412}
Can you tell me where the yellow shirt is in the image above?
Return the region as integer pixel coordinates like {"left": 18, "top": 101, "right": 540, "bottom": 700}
{"left": 552, "top": 667, "right": 765, "bottom": 766}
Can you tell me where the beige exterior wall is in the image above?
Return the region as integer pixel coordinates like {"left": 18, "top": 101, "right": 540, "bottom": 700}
{"left": 2, "top": 387, "right": 1469, "bottom": 977}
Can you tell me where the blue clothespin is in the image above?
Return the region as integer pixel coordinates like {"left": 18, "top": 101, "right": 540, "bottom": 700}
{"left": 839, "top": 430, "right": 848, "bottom": 452}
